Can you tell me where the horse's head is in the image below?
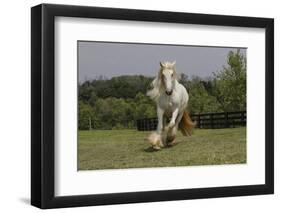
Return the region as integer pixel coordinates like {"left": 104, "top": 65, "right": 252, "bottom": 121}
{"left": 159, "top": 61, "right": 177, "bottom": 96}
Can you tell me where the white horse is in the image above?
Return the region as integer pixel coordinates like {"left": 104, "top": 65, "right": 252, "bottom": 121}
{"left": 147, "top": 61, "right": 195, "bottom": 149}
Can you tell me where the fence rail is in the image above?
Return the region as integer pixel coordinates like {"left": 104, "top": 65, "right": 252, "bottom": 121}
{"left": 136, "top": 111, "right": 246, "bottom": 131}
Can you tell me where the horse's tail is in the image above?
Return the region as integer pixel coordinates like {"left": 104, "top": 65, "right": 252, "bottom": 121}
{"left": 179, "top": 110, "right": 196, "bottom": 136}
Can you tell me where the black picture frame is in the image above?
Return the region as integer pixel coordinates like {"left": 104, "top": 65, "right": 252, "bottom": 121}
{"left": 31, "top": 3, "right": 274, "bottom": 209}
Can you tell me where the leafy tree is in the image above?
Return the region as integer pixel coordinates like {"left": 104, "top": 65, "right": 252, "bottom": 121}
{"left": 88, "top": 91, "right": 98, "bottom": 107}
{"left": 92, "top": 98, "right": 113, "bottom": 129}
{"left": 134, "top": 92, "right": 156, "bottom": 119}
{"left": 92, "top": 97, "right": 135, "bottom": 129}
{"left": 79, "top": 101, "right": 95, "bottom": 130}
{"left": 213, "top": 50, "right": 246, "bottom": 111}
{"left": 188, "top": 77, "right": 221, "bottom": 114}
{"left": 79, "top": 75, "right": 153, "bottom": 100}
{"left": 78, "top": 81, "right": 94, "bottom": 102}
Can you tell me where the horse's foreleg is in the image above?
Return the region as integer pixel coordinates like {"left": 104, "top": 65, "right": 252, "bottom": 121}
{"left": 168, "top": 108, "right": 179, "bottom": 129}
{"left": 175, "top": 111, "right": 184, "bottom": 128}
{"left": 157, "top": 107, "right": 164, "bottom": 134}
{"left": 166, "top": 110, "right": 183, "bottom": 146}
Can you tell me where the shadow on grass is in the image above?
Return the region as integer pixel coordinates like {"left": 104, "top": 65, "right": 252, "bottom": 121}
{"left": 144, "top": 142, "right": 180, "bottom": 152}
{"left": 143, "top": 146, "right": 160, "bottom": 152}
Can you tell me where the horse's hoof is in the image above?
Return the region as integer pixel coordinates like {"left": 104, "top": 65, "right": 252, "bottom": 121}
{"left": 147, "top": 132, "right": 163, "bottom": 148}
{"left": 171, "top": 140, "right": 178, "bottom": 145}
{"left": 153, "top": 146, "right": 161, "bottom": 150}
{"left": 166, "top": 138, "right": 177, "bottom": 147}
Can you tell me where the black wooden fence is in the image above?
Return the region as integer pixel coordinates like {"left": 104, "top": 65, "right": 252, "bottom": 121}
{"left": 192, "top": 111, "right": 246, "bottom": 129}
{"left": 136, "top": 111, "right": 246, "bottom": 131}
{"left": 136, "top": 118, "right": 158, "bottom": 131}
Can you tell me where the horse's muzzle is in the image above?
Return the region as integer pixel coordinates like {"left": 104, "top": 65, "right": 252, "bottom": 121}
{"left": 165, "top": 90, "right": 173, "bottom": 96}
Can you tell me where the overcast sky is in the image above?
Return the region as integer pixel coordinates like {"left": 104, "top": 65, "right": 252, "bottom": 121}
{"left": 78, "top": 41, "right": 246, "bottom": 82}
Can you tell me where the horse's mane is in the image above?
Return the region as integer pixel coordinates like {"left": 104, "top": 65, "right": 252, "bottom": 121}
{"left": 146, "top": 70, "right": 163, "bottom": 101}
{"left": 147, "top": 61, "right": 180, "bottom": 101}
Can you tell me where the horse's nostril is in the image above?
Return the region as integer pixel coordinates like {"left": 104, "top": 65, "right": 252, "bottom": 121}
{"left": 166, "top": 90, "right": 173, "bottom": 96}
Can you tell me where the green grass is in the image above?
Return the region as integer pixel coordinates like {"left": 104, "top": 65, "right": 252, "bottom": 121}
{"left": 78, "top": 127, "right": 246, "bottom": 170}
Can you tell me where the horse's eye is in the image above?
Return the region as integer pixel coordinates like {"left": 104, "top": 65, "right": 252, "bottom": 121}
{"left": 172, "top": 74, "right": 174, "bottom": 77}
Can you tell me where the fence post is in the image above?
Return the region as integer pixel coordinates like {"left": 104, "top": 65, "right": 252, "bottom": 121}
{"left": 198, "top": 114, "right": 201, "bottom": 128}
{"left": 225, "top": 112, "right": 229, "bottom": 128}
{"left": 241, "top": 111, "right": 244, "bottom": 125}
{"left": 210, "top": 114, "right": 214, "bottom": 129}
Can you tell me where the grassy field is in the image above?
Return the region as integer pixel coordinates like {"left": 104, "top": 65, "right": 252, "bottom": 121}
{"left": 78, "top": 127, "right": 246, "bottom": 170}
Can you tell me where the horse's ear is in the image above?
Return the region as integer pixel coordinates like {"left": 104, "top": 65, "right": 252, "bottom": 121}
{"left": 160, "top": 62, "right": 165, "bottom": 68}
{"left": 171, "top": 61, "right": 176, "bottom": 67}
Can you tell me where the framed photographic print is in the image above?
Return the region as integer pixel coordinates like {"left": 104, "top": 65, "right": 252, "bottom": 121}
{"left": 31, "top": 3, "right": 274, "bottom": 209}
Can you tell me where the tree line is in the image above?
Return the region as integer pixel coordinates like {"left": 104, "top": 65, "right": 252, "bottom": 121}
{"left": 79, "top": 50, "right": 246, "bottom": 130}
